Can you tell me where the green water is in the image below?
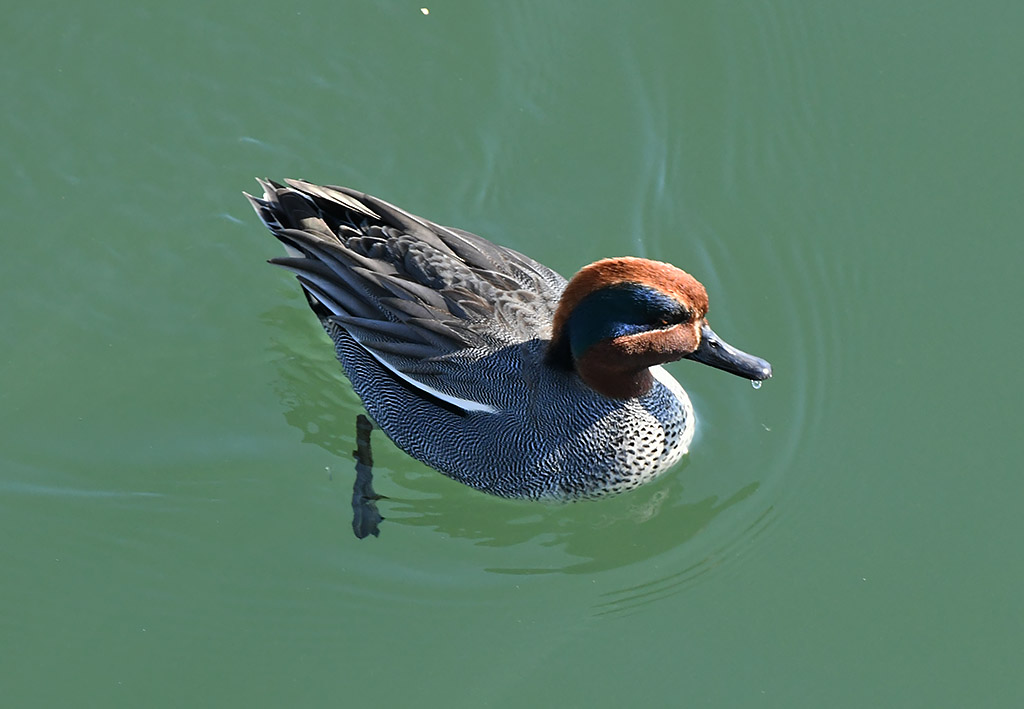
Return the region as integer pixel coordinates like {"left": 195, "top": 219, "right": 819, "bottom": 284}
{"left": 4, "top": 1, "right": 1022, "bottom": 706}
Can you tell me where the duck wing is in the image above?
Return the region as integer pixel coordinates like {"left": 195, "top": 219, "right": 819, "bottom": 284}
{"left": 245, "top": 179, "right": 567, "bottom": 412}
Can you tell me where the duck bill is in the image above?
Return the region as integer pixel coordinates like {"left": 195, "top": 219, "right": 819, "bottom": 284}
{"left": 685, "top": 322, "right": 773, "bottom": 381}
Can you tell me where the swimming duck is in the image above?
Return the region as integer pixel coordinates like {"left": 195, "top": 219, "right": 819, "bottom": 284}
{"left": 245, "top": 178, "right": 772, "bottom": 500}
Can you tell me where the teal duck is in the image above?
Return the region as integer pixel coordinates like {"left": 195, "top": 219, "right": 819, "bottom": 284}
{"left": 245, "top": 179, "right": 772, "bottom": 500}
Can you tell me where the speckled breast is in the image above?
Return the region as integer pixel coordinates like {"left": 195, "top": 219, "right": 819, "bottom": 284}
{"left": 572, "top": 365, "right": 694, "bottom": 499}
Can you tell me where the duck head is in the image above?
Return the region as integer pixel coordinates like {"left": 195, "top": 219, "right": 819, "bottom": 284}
{"left": 548, "top": 257, "right": 772, "bottom": 399}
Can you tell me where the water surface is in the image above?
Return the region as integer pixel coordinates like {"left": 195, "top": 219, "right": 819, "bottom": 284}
{"left": 3, "top": 1, "right": 1022, "bottom": 706}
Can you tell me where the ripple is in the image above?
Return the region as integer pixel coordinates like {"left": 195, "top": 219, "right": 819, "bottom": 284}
{"left": 254, "top": 1, "right": 858, "bottom": 610}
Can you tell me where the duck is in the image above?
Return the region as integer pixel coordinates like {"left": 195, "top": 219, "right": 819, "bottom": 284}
{"left": 245, "top": 178, "right": 772, "bottom": 501}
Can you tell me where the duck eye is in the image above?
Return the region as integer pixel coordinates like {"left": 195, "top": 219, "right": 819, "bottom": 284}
{"left": 654, "top": 307, "right": 690, "bottom": 328}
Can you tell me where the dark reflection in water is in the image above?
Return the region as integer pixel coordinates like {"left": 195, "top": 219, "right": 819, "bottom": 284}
{"left": 264, "top": 304, "right": 761, "bottom": 585}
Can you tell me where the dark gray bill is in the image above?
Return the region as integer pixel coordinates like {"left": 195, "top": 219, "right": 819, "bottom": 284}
{"left": 685, "top": 322, "right": 773, "bottom": 381}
